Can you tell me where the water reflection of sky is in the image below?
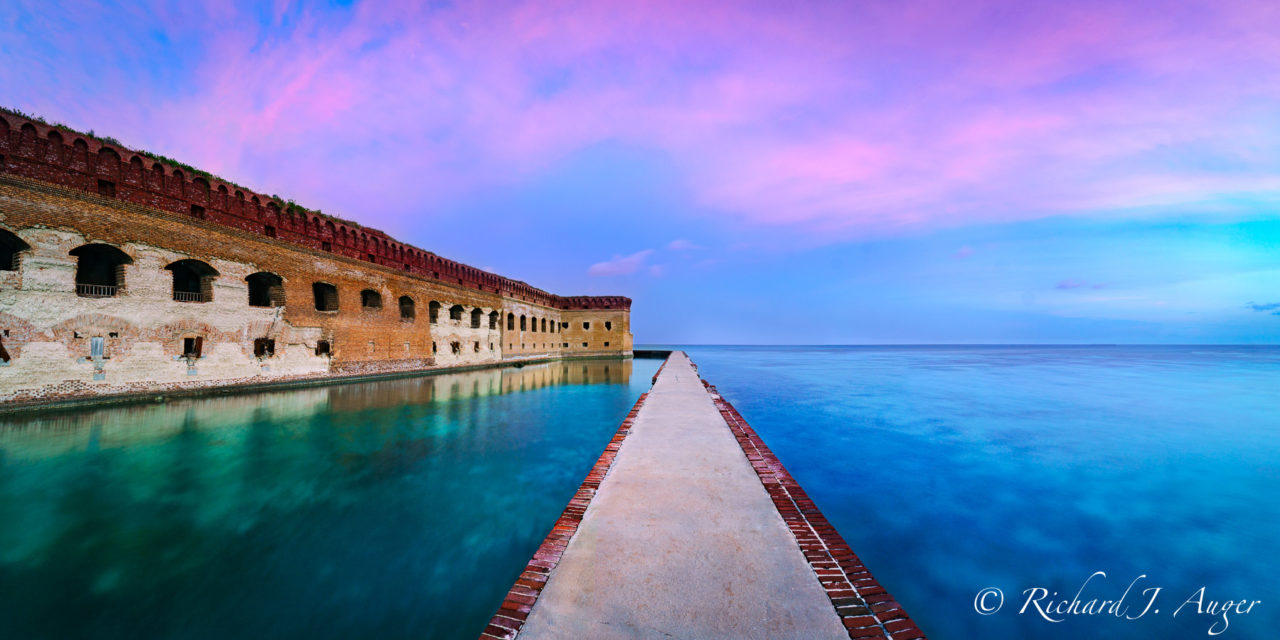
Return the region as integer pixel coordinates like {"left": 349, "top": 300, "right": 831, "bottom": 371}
{"left": 0, "top": 357, "right": 657, "bottom": 640}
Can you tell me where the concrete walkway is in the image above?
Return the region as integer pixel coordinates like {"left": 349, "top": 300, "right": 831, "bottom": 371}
{"left": 517, "top": 352, "right": 847, "bottom": 639}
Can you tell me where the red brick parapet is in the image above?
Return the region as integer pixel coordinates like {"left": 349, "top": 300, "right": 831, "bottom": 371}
{"left": 0, "top": 108, "right": 627, "bottom": 311}
{"left": 479, "top": 392, "right": 649, "bottom": 640}
{"left": 705, "top": 379, "right": 928, "bottom": 640}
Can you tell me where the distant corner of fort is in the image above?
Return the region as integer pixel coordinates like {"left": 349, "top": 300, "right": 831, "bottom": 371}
{"left": 0, "top": 107, "right": 633, "bottom": 408}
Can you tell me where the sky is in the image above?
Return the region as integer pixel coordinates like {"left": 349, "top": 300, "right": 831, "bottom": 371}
{"left": 2, "top": 0, "right": 1278, "bottom": 344}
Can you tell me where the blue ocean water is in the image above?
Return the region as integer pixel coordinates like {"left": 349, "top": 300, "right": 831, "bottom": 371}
{"left": 2, "top": 347, "right": 1275, "bottom": 639}
{"left": 0, "top": 358, "right": 659, "bottom": 639}
{"left": 674, "top": 345, "right": 1279, "bottom": 639}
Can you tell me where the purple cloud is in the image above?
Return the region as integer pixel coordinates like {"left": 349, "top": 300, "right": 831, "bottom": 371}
{"left": 952, "top": 246, "right": 974, "bottom": 260}
{"left": 6, "top": 1, "right": 1279, "bottom": 243}
{"left": 1056, "top": 279, "right": 1087, "bottom": 290}
{"left": 668, "top": 239, "right": 702, "bottom": 251}
{"left": 587, "top": 249, "right": 654, "bottom": 277}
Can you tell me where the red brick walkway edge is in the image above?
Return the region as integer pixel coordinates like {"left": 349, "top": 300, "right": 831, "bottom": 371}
{"left": 478, "top": 391, "right": 649, "bottom": 640}
{"left": 704, "top": 380, "right": 928, "bottom": 640}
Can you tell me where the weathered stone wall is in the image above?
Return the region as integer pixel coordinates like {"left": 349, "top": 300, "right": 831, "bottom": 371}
{"left": 0, "top": 170, "right": 632, "bottom": 406}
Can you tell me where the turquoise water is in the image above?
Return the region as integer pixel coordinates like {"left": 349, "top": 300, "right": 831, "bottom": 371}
{"left": 675, "top": 345, "right": 1278, "bottom": 639}
{"left": 0, "top": 358, "right": 659, "bottom": 639}
{"left": 3, "top": 348, "right": 1275, "bottom": 639}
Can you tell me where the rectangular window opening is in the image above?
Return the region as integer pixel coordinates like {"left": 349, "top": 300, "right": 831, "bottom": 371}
{"left": 97, "top": 179, "right": 115, "bottom": 197}
{"left": 254, "top": 338, "right": 275, "bottom": 358}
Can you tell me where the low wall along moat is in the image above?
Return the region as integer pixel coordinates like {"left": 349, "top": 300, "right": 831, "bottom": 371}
{"left": 484, "top": 352, "right": 926, "bottom": 640}
{"left": 0, "top": 108, "right": 632, "bottom": 408}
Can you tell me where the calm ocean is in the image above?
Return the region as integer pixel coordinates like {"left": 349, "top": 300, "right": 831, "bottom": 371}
{"left": 675, "top": 345, "right": 1279, "bottom": 639}
{"left": 1, "top": 346, "right": 1275, "bottom": 639}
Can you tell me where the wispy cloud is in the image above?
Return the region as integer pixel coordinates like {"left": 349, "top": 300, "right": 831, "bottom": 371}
{"left": 1056, "top": 279, "right": 1109, "bottom": 290}
{"left": 5, "top": 1, "right": 1278, "bottom": 243}
{"left": 1246, "top": 301, "right": 1280, "bottom": 313}
{"left": 667, "top": 239, "right": 702, "bottom": 251}
{"left": 952, "top": 246, "right": 974, "bottom": 260}
{"left": 587, "top": 249, "right": 654, "bottom": 276}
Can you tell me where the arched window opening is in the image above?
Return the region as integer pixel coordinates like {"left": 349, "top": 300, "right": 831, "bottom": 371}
{"left": 151, "top": 162, "right": 165, "bottom": 190}
{"left": 313, "top": 282, "right": 339, "bottom": 311}
{"left": 70, "top": 243, "right": 132, "bottom": 297}
{"left": 449, "top": 304, "right": 464, "bottom": 321}
{"left": 18, "top": 123, "right": 37, "bottom": 151}
{"left": 97, "top": 147, "right": 120, "bottom": 178}
{"left": 489, "top": 311, "right": 499, "bottom": 330}
{"left": 0, "top": 229, "right": 31, "bottom": 271}
{"left": 165, "top": 259, "right": 218, "bottom": 303}
{"left": 541, "top": 318, "right": 547, "bottom": 332}
{"left": 72, "top": 138, "right": 89, "bottom": 167}
{"left": 471, "top": 307, "right": 483, "bottom": 328}
{"left": 399, "top": 296, "right": 415, "bottom": 320}
{"left": 192, "top": 177, "right": 210, "bottom": 202}
{"left": 429, "top": 301, "right": 441, "bottom": 323}
{"left": 520, "top": 315, "right": 527, "bottom": 331}
{"left": 361, "top": 289, "right": 383, "bottom": 309}
{"left": 507, "top": 313, "right": 514, "bottom": 330}
{"left": 246, "top": 272, "right": 285, "bottom": 307}
{"left": 46, "top": 131, "right": 64, "bottom": 162}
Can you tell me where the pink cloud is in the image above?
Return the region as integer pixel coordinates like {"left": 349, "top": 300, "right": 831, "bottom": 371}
{"left": 587, "top": 249, "right": 654, "bottom": 277}
{"left": 14, "top": 0, "right": 1280, "bottom": 241}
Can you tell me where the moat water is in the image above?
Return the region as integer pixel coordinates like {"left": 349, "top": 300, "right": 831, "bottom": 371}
{"left": 2, "top": 347, "right": 1276, "bottom": 639}
{"left": 678, "top": 345, "right": 1279, "bottom": 640}
{"left": 0, "top": 358, "right": 659, "bottom": 640}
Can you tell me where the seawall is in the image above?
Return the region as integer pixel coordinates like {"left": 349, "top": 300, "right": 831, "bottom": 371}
{"left": 482, "top": 351, "right": 926, "bottom": 639}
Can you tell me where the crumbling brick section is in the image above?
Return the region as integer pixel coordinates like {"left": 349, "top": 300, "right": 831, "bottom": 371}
{"left": 705, "top": 380, "right": 928, "bottom": 640}
{"left": 478, "top": 392, "right": 648, "bottom": 640}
